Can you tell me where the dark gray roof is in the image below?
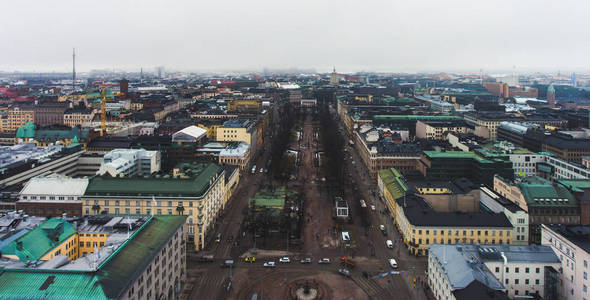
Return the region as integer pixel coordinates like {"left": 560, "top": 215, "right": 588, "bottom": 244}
{"left": 453, "top": 280, "right": 510, "bottom": 300}
{"left": 546, "top": 225, "right": 590, "bottom": 253}
{"left": 397, "top": 196, "right": 512, "bottom": 228}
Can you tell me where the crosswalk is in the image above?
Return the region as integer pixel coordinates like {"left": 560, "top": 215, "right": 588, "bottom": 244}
{"left": 351, "top": 274, "right": 388, "bottom": 298}
{"left": 183, "top": 269, "right": 228, "bottom": 300}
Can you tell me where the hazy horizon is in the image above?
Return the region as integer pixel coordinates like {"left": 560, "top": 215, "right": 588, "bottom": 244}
{"left": 2, "top": 0, "right": 589, "bottom": 74}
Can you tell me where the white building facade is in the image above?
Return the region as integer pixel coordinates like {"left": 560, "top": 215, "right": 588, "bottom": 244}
{"left": 97, "top": 148, "right": 161, "bottom": 177}
{"left": 542, "top": 224, "right": 590, "bottom": 300}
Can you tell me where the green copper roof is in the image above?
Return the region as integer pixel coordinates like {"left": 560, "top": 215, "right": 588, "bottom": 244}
{"left": 15, "top": 121, "right": 36, "bottom": 139}
{"left": 378, "top": 168, "right": 407, "bottom": 200}
{"left": 517, "top": 176, "right": 576, "bottom": 207}
{"left": 555, "top": 179, "right": 590, "bottom": 193}
{"left": 547, "top": 84, "right": 555, "bottom": 93}
{"left": 0, "top": 215, "right": 186, "bottom": 300}
{"left": 1, "top": 218, "right": 76, "bottom": 262}
{"left": 85, "top": 163, "right": 223, "bottom": 198}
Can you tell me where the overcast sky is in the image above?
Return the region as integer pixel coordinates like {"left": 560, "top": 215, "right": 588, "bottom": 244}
{"left": 1, "top": 0, "right": 589, "bottom": 74}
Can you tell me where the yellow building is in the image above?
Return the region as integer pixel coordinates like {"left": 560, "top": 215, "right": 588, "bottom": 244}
{"left": 1, "top": 106, "right": 34, "bottom": 133}
{"left": 81, "top": 162, "right": 228, "bottom": 251}
{"left": 378, "top": 168, "right": 512, "bottom": 256}
{"left": 393, "top": 195, "right": 513, "bottom": 256}
{"left": 64, "top": 108, "right": 96, "bottom": 128}
{"left": 227, "top": 100, "right": 261, "bottom": 112}
{"left": 216, "top": 119, "right": 255, "bottom": 145}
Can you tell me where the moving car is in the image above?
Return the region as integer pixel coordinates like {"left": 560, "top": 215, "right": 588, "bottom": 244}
{"left": 263, "top": 261, "right": 276, "bottom": 268}
{"left": 338, "top": 269, "right": 351, "bottom": 277}
{"left": 300, "top": 258, "right": 311, "bottom": 264}
{"left": 215, "top": 233, "right": 222, "bottom": 243}
{"left": 370, "top": 205, "right": 376, "bottom": 211}
{"left": 318, "top": 258, "right": 331, "bottom": 264}
{"left": 244, "top": 256, "right": 256, "bottom": 263}
{"left": 220, "top": 260, "right": 234, "bottom": 268}
{"left": 386, "top": 240, "right": 393, "bottom": 249}
{"left": 388, "top": 258, "right": 398, "bottom": 269}
{"left": 279, "top": 257, "right": 290, "bottom": 263}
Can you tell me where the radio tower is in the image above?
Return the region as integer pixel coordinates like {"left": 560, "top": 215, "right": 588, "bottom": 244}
{"left": 72, "top": 48, "right": 76, "bottom": 92}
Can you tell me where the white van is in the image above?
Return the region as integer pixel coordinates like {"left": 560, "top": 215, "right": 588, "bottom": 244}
{"left": 386, "top": 240, "right": 393, "bottom": 249}
{"left": 388, "top": 258, "right": 398, "bottom": 269}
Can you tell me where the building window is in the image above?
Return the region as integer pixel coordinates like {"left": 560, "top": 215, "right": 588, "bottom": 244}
{"left": 495, "top": 267, "right": 499, "bottom": 273}
{"left": 536, "top": 267, "right": 540, "bottom": 273}
{"left": 525, "top": 267, "right": 529, "bottom": 273}
{"left": 525, "top": 279, "right": 529, "bottom": 284}
{"left": 515, "top": 267, "right": 519, "bottom": 273}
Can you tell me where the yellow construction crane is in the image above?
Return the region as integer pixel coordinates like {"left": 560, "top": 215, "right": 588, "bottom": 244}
{"left": 98, "top": 85, "right": 123, "bottom": 136}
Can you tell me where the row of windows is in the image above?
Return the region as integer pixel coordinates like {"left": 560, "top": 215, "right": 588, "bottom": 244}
{"left": 86, "top": 200, "right": 195, "bottom": 207}
{"left": 413, "top": 229, "right": 510, "bottom": 237}
{"left": 22, "top": 195, "right": 75, "bottom": 201}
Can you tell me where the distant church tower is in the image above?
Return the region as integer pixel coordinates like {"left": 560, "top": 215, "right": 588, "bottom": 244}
{"left": 547, "top": 84, "right": 556, "bottom": 107}
{"left": 330, "top": 67, "right": 339, "bottom": 86}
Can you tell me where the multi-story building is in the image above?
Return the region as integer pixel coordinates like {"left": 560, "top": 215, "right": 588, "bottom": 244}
{"left": 97, "top": 148, "right": 161, "bottom": 177}
{"left": 82, "top": 162, "right": 225, "bottom": 250}
{"left": 34, "top": 101, "right": 69, "bottom": 126}
{"left": 393, "top": 195, "right": 513, "bottom": 256}
{"left": 494, "top": 175, "right": 580, "bottom": 244}
{"left": 0, "top": 143, "right": 85, "bottom": 188}
{"left": 464, "top": 112, "right": 566, "bottom": 140}
{"left": 1, "top": 106, "right": 34, "bottom": 133}
{"left": 418, "top": 150, "right": 514, "bottom": 186}
{"left": 216, "top": 119, "right": 259, "bottom": 154}
{"left": 415, "top": 120, "right": 471, "bottom": 140}
{"left": 355, "top": 125, "right": 420, "bottom": 178}
{"left": 483, "top": 82, "right": 510, "bottom": 98}
{"left": 542, "top": 224, "right": 590, "bottom": 300}
{"left": 480, "top": 186, "right": 529, "bottom": 245}
{"left": 428, "top": 244, "right": 560, "bottom": 300}
{"left": 63, "top": 108, "right": 96, "bottom": 127}
{"left": 16, "top": 176, "right": 88, "bottom": 217}
{"left": 0, "top": 215, "right": 186, "bottom": 300}
{"left": 218, "top": 142, "right": 251, "bottom": 170}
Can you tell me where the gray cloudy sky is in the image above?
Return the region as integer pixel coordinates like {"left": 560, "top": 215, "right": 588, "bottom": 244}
{"left": 1, "top": 0, "right": 589, "bottom": 73}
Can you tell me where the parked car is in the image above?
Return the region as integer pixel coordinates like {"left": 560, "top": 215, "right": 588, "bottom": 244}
{"left": 300, "top": 258, "right": 311, "bottom": 264}
{"left": 388, "top": 258, "right": 398, "bottom": 269}
{"left": 263, "top": 261, "right": 276, "bottom": 268}
{"left": 338, "top": 269, "right": 351, "bottom": 277}
{"left": 386, "top": 240, "right": 393, "bottom": 249}
{"left": 279, "top": 257, "right": 291, "bottom": 263}
{"left": 318, "top": 258, "right": 331, "bottom": 264}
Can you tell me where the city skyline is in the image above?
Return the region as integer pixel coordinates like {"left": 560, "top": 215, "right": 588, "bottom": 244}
{"left": 2, "top": 0, "right": 590, "bottom": 73}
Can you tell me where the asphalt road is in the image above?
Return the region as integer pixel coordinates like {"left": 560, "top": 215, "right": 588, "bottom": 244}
{"left": 182, "top": 106, "right": 427, "bottom": 300}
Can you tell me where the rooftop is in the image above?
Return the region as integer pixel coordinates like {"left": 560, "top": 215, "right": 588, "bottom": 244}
{"left": 85, "top": 163, "right": 223, "bottom": 198}
{"left": 397, "top": 196, "right": 512, "bottom": 228}
{"left": 19, "top": 176, "right": 89, "bottom": 198}
{"left": 0, "top": 215, "right": 186, "bottom": 299}
{"left": 544, "top": 224, "right": 590, "bottom": 253}
{"left": 429, "top": 244, "right": 504, "bottom": 291}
